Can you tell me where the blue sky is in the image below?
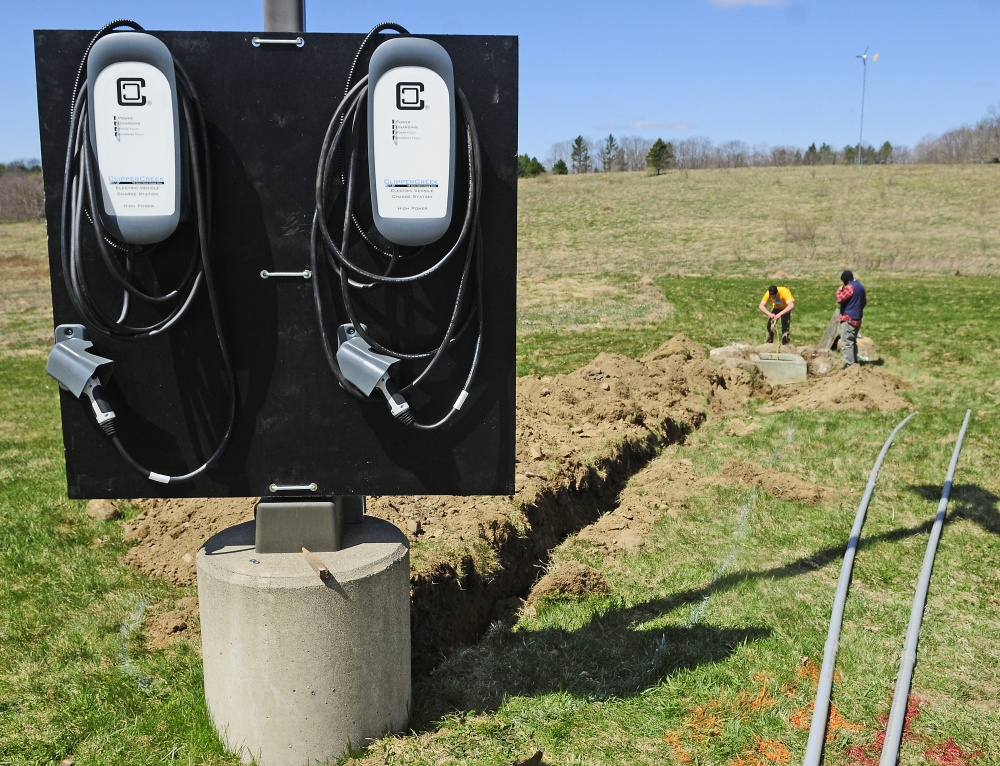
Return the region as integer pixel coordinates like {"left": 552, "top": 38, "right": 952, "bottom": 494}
{"left": 2, "top": 0, "right": 998, "bottom": 163}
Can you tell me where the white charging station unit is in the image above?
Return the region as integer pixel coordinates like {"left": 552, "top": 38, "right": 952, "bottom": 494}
{"left": 87, "top": 32, "right": 181, "bottom": 244}
{"left": 367, "top": 37, "right": 456, "bottom": 247}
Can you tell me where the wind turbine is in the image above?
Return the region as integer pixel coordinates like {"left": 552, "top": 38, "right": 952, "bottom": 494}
{"left": 856, "top": 46, "right": 878, "bottom": 164}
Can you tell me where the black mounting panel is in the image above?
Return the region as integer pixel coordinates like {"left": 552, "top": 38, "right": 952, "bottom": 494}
{"left": 34, "top": 30, "right": 517, "bottom": 499}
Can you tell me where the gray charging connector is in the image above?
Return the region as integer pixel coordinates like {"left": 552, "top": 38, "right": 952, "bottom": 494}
{"left": 367, "top": 37, "right": 456, "bottom": 247}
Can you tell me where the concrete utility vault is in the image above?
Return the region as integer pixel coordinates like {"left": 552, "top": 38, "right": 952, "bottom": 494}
{"left": 752, "top": 352, "right": 808, "bottom": 385}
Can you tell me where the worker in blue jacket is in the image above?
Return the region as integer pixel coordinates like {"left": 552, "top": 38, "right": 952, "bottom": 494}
{"left": 836, "top": 270, "right": 867, "bottom": 367}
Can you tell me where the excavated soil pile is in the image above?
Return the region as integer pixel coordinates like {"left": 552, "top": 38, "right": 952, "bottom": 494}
{"left": 124, "top": 497, "right": 255, "bottom": 585}
{"left": 526, "top": 561, "right": 610, "bottom": 604}
{"left": 723, "top": 418, "right": 762, "bottom": 437}
{"left": 714, "top": 460, "right": 836, "bottom": 504}
{"left": 575, "top": 456, "right": 698, "bottom": 557}
{"left": 761, "top": 364, "right": 911, "bottom": 413}
{"left": 145, "top": 596, "right": 200, "bottom": 651}
{"left": 122, "top": 335, "right": 765, "bottom": 673}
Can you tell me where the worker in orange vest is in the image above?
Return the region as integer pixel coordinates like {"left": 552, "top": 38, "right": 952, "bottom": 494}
{"left": 759, "top": 285, "right": 794, "bottom": 345}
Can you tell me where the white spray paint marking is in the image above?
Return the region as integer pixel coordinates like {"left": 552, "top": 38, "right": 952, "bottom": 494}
{"left": 119, "top": 598, "right": 158, "bottom": 692}
{"left": 769, "top": 413, "right": 796, "bottom": 465}
{"left": 655, "top": 415, "right": 796, "bottom": 665}
{"left": 685, "top": 488, "right": 756, "bottom": 627}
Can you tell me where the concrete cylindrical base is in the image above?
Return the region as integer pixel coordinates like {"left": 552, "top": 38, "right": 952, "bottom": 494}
{"left": 197, "top": 517, "right": 410, "bottom": 766}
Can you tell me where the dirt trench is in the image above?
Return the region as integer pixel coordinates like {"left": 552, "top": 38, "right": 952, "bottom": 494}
{"left": 351, "top": 337, "right": 766, "bottom": 673}
{"left": 125, "top": 344, "right": 909, "bottom": 675}
{"left": 128, "top": 335, "right": 764, "bottom": 670}
{"left": 400, "top": 414, "right": 692, "bottom": 674}
{"left": 125, "top": 339, "right": 910, "bottom": 674}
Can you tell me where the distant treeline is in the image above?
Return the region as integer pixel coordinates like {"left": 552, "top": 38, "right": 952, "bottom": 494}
{"left": 516, "top": 104, "right": 1000, "bottom": 176}
{"left": 915, "top": 106, "right": 1000, "bottom": 164}
{"left": 0, "top": 160, "right": 44, "bottom": 222}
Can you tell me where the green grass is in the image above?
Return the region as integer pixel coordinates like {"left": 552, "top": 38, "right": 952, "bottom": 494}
{"left": 0, "top": 358, "right": 233, "bottom": 763}
{"left": 517, "top": 165, "right": 1000, "bottom": 338}
{"left": 0, "top": 220, "right": 52, "bottom": 351}
{"left": 4, "top": 165, "right": 1000, "bottom": 764}
{"left": 417, "top": 270, "right": 1000, "bottom": 765}
{"left": 405, "top": 408, "right": 1000, "bottom": 764}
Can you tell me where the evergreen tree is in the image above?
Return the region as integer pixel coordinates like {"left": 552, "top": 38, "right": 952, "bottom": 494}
{"left": 570, "top": 136, "right": 591, "bottom": 174}
{"left": 517, "top": 154, "right": 546, "bottom": 178}
{"left": 552, "top": 159, "right": 568, "bottom": 175}
{"left": 804, "top": 143, "right": 819, "bottom": 165}
{"left": 878, "top": 141, "right": 893, "bottom": 164}
{"left": 599, "top": 134, "right": 619, "bottom": 172}
{"left": 645, "top": 138, "right": 674, "bottom": 174}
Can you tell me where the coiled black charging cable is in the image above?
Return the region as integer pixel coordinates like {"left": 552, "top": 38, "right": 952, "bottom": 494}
{"left": 311, "top": 24, "right": 484, "bottom": 431}
{"left": 60, "top": 20, "right": 236, "bottom": 483}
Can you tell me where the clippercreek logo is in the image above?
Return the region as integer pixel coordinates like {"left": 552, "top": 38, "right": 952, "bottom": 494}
{"left": 117, "top": 78, "right": 147, "bottom": 106}
{"left": 396, "top": 82, "right": 425, "bottom": 110}
{"left": 108, "top": 175, "right": 165, "bottom": 185}
{"left": 383, "top": 178, "right": 439, "bottom": 188}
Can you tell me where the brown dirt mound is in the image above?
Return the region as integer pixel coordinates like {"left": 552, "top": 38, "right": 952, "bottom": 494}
{"left": 576, "top": 455, "right": 697, "bottom": 555}
{"left": 714, "top": 460, "right": 835, "bottom": 504}
{"left": 145, "top": 596, "right": 200, "bottom": 651}
{"left": 526, "top": 561, "right": 610, "bottom": 604}
{"left": 122, "top": 336, "right": 763, "bottom": 588}
{"left": 722, "top": 418, "right": 762, "bottom": 437}
{"left": 124, "top": 497, "right": 254, "bottom": 585}
{"left": 761, "top": 364, "right": 910, "bottom": 413}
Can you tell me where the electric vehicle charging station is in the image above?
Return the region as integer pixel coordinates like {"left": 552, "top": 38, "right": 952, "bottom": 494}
{"left": 34, "top": 29, "right": 516, "bottom": 499}
{"left": 35, "top": 11, "right": 516, "bottom": 764}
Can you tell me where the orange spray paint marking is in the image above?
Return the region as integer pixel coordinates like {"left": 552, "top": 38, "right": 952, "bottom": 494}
{"left": 789, "top": 702, "right": 862, "bottom": 740}
{"left": 727, "top": 735, "right": 791, "bottom": 766}
{"left": 662, "top": 731, "right": 694, "bottom": 764}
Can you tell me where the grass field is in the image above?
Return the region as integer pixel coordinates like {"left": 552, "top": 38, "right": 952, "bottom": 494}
{"left": 2, "top": 164, "right": 1000, "bottom": 765}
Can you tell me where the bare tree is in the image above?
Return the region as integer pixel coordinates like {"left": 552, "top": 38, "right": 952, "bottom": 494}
{"left": 619, "top": 135, "right": 654, "bottom": 172}
{"left": 0, "top": 170, "right": 45, "bottom": 221}
{"left": 717, "top": 140, "right": 750, "bottom": 168}
{"left": 891, "top": 145, "right": 914, "bottom": 164}
{"left": 750, "top": 143, "right": 771, "bottom": 167}
{"left": 547, "top": 140, "right": 573, "bottom": 171}
{"left": 675, "top": 136, "right": 714, "bottom": 169}
{"left": 915, "top": 104, "right": 1000, "bottom": 163}
{"left": 769, "top": 146, "right": 801, "bottom": 167}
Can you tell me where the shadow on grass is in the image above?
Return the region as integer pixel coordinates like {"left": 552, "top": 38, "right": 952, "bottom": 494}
{"left": 412, "top": 486, "right": 997, "bottom": 726}
{"left": 414, "top": 502, "right": 973, "bottom": 725}
{"left": 413, "top": 599, "right": 771, "bottom": 724}
{"left": 906, "top": 483, "right": 1000, "bottom": 535}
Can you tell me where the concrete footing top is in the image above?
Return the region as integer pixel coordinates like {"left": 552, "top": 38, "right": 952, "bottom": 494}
{"left": 197, "top": 516, "right": 410, "bottom": 766}
{"left": 752, "top": 352, "right": 808, "bottom": 384}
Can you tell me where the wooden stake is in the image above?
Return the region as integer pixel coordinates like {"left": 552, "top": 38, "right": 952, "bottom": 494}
{"left": 301, "top": 547, "right": 331, "bottom": 580}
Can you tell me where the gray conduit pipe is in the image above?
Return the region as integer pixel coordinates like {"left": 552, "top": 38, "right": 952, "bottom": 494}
{"left": 879, "top": 408, "right": 972, "bottom": 766}
{"left": 803, "top": 411, "right": 918, "bottom": 766}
